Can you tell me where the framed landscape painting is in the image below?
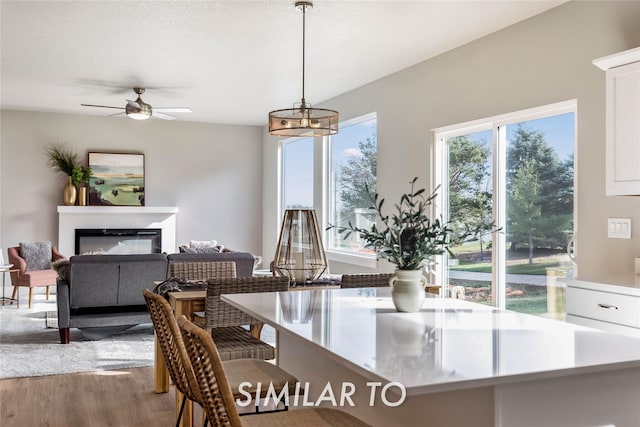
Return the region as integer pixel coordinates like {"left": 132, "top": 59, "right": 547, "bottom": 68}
{"left": 88, "top": 152, "right": 145, "bottom": 206}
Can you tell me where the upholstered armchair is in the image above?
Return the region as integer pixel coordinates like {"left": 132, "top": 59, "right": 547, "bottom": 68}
{"left": 8, "top": 242, "right": 65, "bottom": 308}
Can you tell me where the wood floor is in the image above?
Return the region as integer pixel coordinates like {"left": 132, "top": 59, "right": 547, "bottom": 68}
{"left": 0, "top": 367, "right": 177, "bottom": 427}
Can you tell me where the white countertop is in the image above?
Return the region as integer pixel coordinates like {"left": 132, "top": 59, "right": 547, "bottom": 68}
{"left": 222, "top": 288, "right": 640, "bottom": 396}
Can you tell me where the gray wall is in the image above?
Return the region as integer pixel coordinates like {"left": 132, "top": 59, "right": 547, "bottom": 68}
{"left": 263, "top": 1, "right": 640, "bottom": 283}
{"left": 0, "top": 110, "right": 264, "bottom": 256}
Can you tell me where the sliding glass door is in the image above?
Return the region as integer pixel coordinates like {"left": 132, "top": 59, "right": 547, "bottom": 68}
{"left": 436, "top": 102, "right": 576, "bottom": 317}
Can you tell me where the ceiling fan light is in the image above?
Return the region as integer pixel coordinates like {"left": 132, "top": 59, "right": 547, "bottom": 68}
{"left": 125, "top": 102, "right": 152, "bottom": 120}
{"left": 127, "top": 112, "right": 151, "bottom": 120}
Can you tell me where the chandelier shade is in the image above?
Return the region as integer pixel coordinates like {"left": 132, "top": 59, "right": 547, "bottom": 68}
{"left": 273, "top": 209, "right": 328, "bottom": 285}
{"left": 269, "top": 105, "right": 338, "bottom": 137}
{"left": 268, "top": 1, "right": 338, "bottom": 137}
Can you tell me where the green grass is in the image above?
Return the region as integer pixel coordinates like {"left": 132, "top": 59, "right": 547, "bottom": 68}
{"left": 506, "top": 262, "right": 560, "bottom": 275}
{"left": 450, "top": 279, "right": 550, "bottom": 315}
{"left": 506, "top": 297, "right": 547, "bottom": 315}
{"left": 449, "top": 241, "right": 484, "bottom": 255}
{"left": 450, "top": 260, "right": 560, "bottom": 275}
{"left": 449, "top": 262, "right": 491, "bottom": 273}
{"left": 450, "top": 279, "right": 490, "bottom": 288}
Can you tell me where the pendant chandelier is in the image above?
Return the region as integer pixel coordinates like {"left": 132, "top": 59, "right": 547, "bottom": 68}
{"left": 268, "top": 1, "right": 338, "bottom": 137}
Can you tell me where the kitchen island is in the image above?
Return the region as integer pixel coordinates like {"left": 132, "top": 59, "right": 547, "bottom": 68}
{"left": 222, "top": 287, "right": 640, "bottom": 426}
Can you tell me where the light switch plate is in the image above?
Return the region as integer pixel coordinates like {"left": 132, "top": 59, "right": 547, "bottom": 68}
{"left": 607, "top": 218, "right": 632, "bottom": 239}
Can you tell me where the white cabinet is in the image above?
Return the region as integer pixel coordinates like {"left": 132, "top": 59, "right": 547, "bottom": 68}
{"left": 593, "top": 47, "right": 640, "bottom": 196}
{"left": 566, "top": 280, "right": 640, "bottom": 338}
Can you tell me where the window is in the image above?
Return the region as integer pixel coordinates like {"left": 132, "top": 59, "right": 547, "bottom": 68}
{"left": 326, "top": 113, "right": 377, "bottom": 257}
{"left": 279, "top": 113, "right": 378, "bottom": 267}
{"left": 434, "top": 101, "right": 576, "bottom": 317}
{"left": 281, "top": 137, "right": 314, "bottom": 210}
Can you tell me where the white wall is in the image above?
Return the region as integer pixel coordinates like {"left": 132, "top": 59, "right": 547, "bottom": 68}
{"left": 262, "top": 1, "right": 640, "bottom": 283}
{"left": 0, "top": 110, "right": 264, "bottom": 257}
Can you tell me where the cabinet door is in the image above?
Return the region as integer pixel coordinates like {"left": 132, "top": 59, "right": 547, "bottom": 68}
{"left": 606, "top": 61, "right": 640, "bottom": 195}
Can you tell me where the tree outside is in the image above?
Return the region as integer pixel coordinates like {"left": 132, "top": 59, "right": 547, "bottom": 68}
{"left": 336, "top": 133, "right": 377, "bottom": 227}
{"left": 508, "top": 159, "right": 542, "bottom": 264}
{"left": 506, "top": 125, "right": 573, "bottom": 252}
{"left": 447, "top": 135, "right": 493, "bottom": 259}
{"left": 329, "top": 129, "right": 378, "bottom": 253}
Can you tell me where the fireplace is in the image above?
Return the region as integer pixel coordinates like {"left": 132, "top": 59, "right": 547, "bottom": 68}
{"left": 75, "top": 228, "right": 162, "bottom": 255}
{"left": 58, "top": 206, "right": 178, "bottom": 256}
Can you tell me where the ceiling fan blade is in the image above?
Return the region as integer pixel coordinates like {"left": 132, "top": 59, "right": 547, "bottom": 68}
{"left": 109, "top": 112, "right": 126, "bottom": 117}
{"left": 127, "top": 99, "right": 141, "bottom": 108}
{"left": 154, "top": 107, "right": 192, "bottom": 113}
{"left": 81, "top": 104, "right": 124, "bottom": 110}
{"left": 152, "top": 111, "right": 177, "bottom": 120}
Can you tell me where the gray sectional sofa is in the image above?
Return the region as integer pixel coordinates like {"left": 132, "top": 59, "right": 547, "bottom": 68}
{"left": 56, "top": 254, "right": 168, "bottom": 344}
{"left": 55, "top": 251, "right": 257, "bottom": 343}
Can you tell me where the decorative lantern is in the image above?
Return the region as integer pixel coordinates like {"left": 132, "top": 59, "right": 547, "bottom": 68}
{"left": 273, "top": 209, "right": 328, "bottom": 285}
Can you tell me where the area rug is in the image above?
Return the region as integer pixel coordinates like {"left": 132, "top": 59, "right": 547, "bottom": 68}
{"left": 0, "top": 295, "right": 155, "bottom": 379}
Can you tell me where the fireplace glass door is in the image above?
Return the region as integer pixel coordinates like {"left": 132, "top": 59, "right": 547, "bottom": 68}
{"left": 75, "top": 229, "right": 162, "bottom": 255}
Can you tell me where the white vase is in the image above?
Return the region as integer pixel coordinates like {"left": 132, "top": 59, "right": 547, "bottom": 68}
{"left": 389, "top": 269, "right": 427, "bottom": 312}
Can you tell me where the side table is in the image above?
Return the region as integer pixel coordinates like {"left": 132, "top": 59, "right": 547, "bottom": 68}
{"left": 0, "top": 265, "right": 18, "bottom": 307}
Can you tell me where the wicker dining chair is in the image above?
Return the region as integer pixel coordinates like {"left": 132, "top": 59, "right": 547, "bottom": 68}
{"left": 143, "top": 289, "right": 202, "bottom": 427}
{"left": 178, "top": 315, "right": 372, "bottom": 427}
{"left": 193, "top": 276, "right": 290, "bottom": 361}
{"left": 340, "top": 273, "right": 393, "bottom": 288}
{"left": 169, "top": 261, "right": 237, "bottom": 282}
{"left": 144, "top": 290, "right": 300, "bottom": 424}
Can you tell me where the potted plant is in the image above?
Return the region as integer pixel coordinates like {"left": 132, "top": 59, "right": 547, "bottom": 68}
{"left": 331, "top": 177, "right": 492, "bottom": 312}
{"left": 45, "top": 143, "right": 80, "bottom": 206}
{"left": 72, "top": 166, "right": 92, "bottom": 206}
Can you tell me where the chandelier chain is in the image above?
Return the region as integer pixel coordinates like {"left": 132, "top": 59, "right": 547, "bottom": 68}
{"left": 301, "top": 3, "right": 306, "bottom": 107}
{"left": 267, "top": 1, "right": 338, "bottom": 136}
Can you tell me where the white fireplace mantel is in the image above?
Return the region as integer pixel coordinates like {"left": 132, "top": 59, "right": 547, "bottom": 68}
{"left": 57, "top": 206, "right": 179, "bottom": 255}
{"left": 57, "top": 206, "right": 178, "bottom": 214}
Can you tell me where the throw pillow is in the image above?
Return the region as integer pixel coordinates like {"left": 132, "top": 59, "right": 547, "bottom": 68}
{"left": 51, "top": 258, "right": 70, "bottom": 281}
{"left": 189, "top": 240, "right": 217, "bottom": 249}
{"left": 184, "top": 246, "right": 221, "bottom": 254}
{"left": 19, "top": 241, "right": 52, "bottom": 271}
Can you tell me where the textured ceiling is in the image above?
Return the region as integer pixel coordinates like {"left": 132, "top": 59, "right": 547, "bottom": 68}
{"left": 0, "top": 1, "right": 564, "bottom": 126}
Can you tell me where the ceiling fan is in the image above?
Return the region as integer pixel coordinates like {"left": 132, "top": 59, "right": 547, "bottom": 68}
{"left": 81, "top": 87, "right": 192, "bottom": 121}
